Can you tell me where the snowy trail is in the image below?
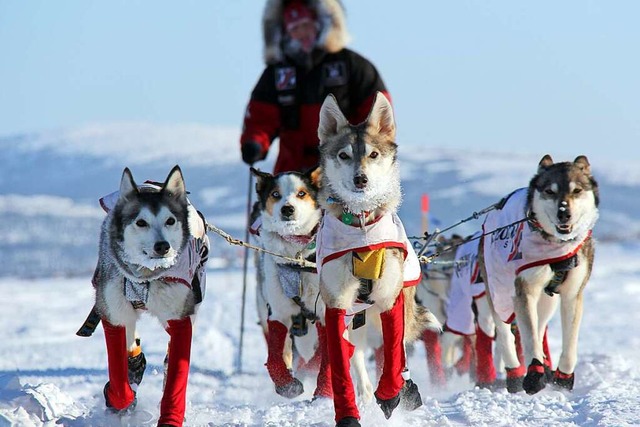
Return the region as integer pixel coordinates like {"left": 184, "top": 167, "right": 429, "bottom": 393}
{"left": 1, "top": 242, "right": 640, "bottom": 426}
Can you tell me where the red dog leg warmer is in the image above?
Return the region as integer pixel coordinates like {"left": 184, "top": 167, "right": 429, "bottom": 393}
{"left": 265, "top": 320, "right": 295, "bottom": 387}
{"left": 475, "top": 324, "right": 497, "bottom": 384}
{"left": 313, "top": 323, "right": 333, "bottom": 398}
{"left": 158, "top": 317, "right": 192, "bottom": 427}
{"left": 422, "top": 329, "right": 445, "bottom": 386}
{"left": 102, "top": 319, "right": 135, "bottom": 410}
{"left": 375, "top": 291, "right": 406, "bottom": 401}
{"left": 325, "top": 307, "right": 358, "bottom": 421}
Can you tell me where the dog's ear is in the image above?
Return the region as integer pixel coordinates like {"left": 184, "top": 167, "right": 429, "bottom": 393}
{"left": 574, "top": 155, "right": 591, "bottom": 175}
{"left": 538, "top": 154, "right": 554, "bottom": 172}
{"left": 305, "top": 165, "right": 322, "bottom": 189}
{"left": 365, "top": 92, "right": 395, "bottom": 142}
{"left": 318, "top": 94, "right": 348, "bottom": 144}
{"left": 118, "top": 167, "right": 138, "bottom": 201}
{"left": 163, "top": 165, "right": 187, "bottom": 200}
{"left": 251, "top": 167, "right": 272, "bottom": 194}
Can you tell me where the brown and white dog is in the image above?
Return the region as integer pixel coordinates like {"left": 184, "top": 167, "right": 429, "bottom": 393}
{"left": 315, "top": 92, "right": 440, "bottom": 427}
{"left": 250, "top": 168, "right": 331, "bottom": 399}
{"left": 479, "top": 155, "right": 599, "bottom": 394}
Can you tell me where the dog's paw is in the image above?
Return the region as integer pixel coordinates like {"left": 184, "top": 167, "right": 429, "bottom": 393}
{"left": 400, "top": 379, "right": 423, "bottom": 412}
{"left": 128, "top": 352, "right": 146, "bottom": 386}
{"left": 375, "top": 391, "right": 401, "bottom": 419}
{"left": 523, "top": 359, "right": 548, "bottom": 395}
{"left": 552, "top": 370, "right": 575, "bottom": 391}
{"left": 505, "top": 368, "right": 524, "bottom": 393}
{"left": 275, "top": 378, "right": 304, "bottom": 398}
{"left": 336, "top": 417, "right": 361, "bottom": 427}
{"left": 103, "top": 381, "right": 136, "bottom": 413}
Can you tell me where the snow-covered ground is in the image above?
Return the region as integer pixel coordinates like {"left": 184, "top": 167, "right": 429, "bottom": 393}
{"left": 1, "top": 123, "right": 639, "bottom": 426}
{"left": 1, "top": 241, "right": 640, "bottom": 426}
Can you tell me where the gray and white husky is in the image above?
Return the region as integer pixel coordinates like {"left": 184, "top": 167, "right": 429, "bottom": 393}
{"left": 315, "top": 92, "right": 440, "bottom": 427}
{"left": 479, "top": 155, "right": 599, "bottom": 395}
{"left": 91, "top": 165, "right": 209, "bottom": 426}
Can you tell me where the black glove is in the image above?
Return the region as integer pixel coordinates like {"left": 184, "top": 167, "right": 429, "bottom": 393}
{"left": 241, "top": 140, "right": 264, "bottom": 165}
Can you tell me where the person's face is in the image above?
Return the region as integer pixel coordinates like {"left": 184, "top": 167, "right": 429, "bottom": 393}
{"left": 287, "top": 20, "right": 317, "bottom": 53}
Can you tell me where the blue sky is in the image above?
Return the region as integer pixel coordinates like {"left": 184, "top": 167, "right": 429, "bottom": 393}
{"left": 1, "top": 1, "right": 639, "bottom": 162}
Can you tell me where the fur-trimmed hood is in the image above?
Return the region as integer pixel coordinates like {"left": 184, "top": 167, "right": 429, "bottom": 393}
{"left": 262, "top": 0, "right": 350, "bottom": 65}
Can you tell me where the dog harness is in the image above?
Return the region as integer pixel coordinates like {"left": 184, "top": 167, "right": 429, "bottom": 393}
{"left": 482, "top": 188, "right": 592, "bottom": 323}
{"left": 120, "top": 235, "right": 209, "bottom": 309}
{"left": 98, "top": 185, "right": 209, "bottom": 309}
{"left": 316, "top": 211, "right": 421, "bottom": 284}
{"left": 445, "top": 231, "right": 486, "bottom": 336}
{"left": 316, "top": 211, "right": 421, "bottom": 326}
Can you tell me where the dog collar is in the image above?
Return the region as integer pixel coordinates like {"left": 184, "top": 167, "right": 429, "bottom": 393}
{"left": 326, "top": 196, "right": 375, "bottom": 228}
{"left": 280, "top": 225, "right": 318, "bottom": 248}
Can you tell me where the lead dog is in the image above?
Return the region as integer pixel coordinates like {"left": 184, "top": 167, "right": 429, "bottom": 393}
{"left": 315, "top": 92, "right": 440, "bottom": 427}
{"left": 90, "top": 166, "right": 209, "bottom": 426}
{"left": 480, "top": 155, "right": 599, "bottom": 394}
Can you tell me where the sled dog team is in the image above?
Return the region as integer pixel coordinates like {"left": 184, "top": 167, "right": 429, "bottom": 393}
{"left": 82, "top": 92, "right": 599, "bottom": 426}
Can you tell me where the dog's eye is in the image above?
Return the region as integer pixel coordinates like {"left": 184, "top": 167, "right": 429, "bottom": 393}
{"left": 166, "top": 217, "right": 176, "bottom": 226}
{"left": 338, "top": 152, "right": 350, "bottom": 160}
{"left": 544, "top": 188, "right": 555, "bottom": 195}
{"left": 271, "top": 190, "right": 281, "bottom": 199}
{"left": 572, "top": 188, "right": 583, "bottom": 195}
{"left": 136, "top": 219, "right": 148, "bottom": 227}
{"left": 369, "top": 151, "right": 379, "bottom": 159}
{"left": 297, "top": 190, "right": 307, "bottom": 198}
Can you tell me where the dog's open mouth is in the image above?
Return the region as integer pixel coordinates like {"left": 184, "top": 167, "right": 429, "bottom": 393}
{"left": 556, "top": 224, "right": 573, "bottom": 234}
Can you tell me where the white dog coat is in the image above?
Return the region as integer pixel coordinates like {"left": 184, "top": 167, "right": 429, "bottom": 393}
{"left": 482, "top": 188, "right": 592, "bottom": 323}
{"left": 316, "top": 211, "right": 421, "bottom": 285}
{"left": 445, "top": 231, "right": 485, "bottom": 335}
{"left": 97, "top": 185, "right": 209, "bottom": 307}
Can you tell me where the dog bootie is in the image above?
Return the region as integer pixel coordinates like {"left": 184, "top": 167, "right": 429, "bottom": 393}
{"left": 103, "top": 382, "right": 136, "bottom": 413}
{"left": 128, "top": 348, "right": 146, "bottom": 386}
{"left": 158, "top": 317, "right": 192, "bottom": 427}
{"left": 266, "top": 319, "right": 304, "bottom": 398}
{"left": 505, "top": 366, "right": 525, "bottom": 393}
{"left": 400, "top": 378, "right": 423, "bottom": 412}
{"left": 102, "top": 320, "right": 136, "bottom": 411}
{"left": 336, "top": 416, "right": 361, "bottom": 427}
{"left": 275, "top": 378, "right": 304, "bottom": 398}
{"left": 552, "top": 369, "right": 575, "bottom": 391}
{"left": 523, "top": 358, "right": 548, "bottom": 394}
{"left": 375, "top": 391, "right": 400, "bottom": 420}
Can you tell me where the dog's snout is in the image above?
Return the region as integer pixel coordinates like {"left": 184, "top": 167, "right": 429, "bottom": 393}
{"left": 154, "top": 241, "right": 171, "bottom": 256}
{"left": 353, "top": 174, "right": 368, "bottom": 189}
{"left": 557, "top": 203, "right": 572, "bottom": 223}
{"left": 281, "top": 204, "right": 295, "bottom": 218}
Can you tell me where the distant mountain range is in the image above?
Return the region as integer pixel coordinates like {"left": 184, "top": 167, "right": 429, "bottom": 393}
{"left": 1, "top": 122, "right": 637, "bottom": 277}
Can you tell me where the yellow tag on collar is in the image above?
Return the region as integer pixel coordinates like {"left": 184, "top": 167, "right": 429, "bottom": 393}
{"left": 352, "top": 249, "right": 385, "bottom": 279}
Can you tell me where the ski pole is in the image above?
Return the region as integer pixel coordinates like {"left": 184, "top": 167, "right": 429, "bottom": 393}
{"left": 237, "top": 169, "right": 254, "bottom": 374}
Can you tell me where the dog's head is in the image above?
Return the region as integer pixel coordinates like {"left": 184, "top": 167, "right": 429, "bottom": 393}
{"left": 317, "top": 92, "right": 401, "bottom": 213}
{"left": 251, "top": 167, "right": 321, "bottom": 237}
{"left": 111, "top": 165, "right": 190, "bottom": 271}
{"left": 527, "top": 155, "right": 599, "bottom": 241}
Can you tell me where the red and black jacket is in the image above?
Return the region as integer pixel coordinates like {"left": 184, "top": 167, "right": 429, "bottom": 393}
{"left": 241, "top": 47, "right": 390, "bottom": 174}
